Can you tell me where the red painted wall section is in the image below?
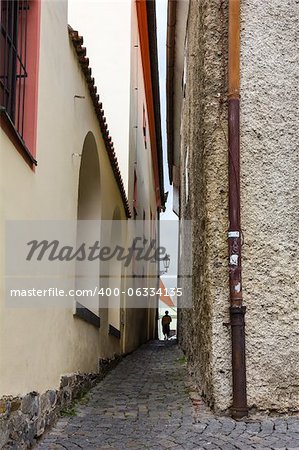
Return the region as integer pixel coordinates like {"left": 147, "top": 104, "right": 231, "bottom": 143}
{"left": 23, "top": 0, "right": 41, "bottom": 160}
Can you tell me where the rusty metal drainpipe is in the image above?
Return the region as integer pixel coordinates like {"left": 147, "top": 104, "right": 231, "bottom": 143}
{"left": 228, "top": 0, "right": 248, "bottom": 419}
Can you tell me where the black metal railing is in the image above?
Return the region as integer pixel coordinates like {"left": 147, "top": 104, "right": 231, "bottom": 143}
{"left": 0, "top": 0, "right": 29, "bottom": 139}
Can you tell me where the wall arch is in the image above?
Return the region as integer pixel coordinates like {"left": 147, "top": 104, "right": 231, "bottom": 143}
{"left": 77, "top": 131, "right": 101, "bottom": 220}
{"left": 75, "top": 131, "right": 101, "bottom": 323}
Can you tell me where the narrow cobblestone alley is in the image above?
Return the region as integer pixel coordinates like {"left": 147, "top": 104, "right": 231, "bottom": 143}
{"left": 37, "top": 341, "right": 299, "bottom": 450}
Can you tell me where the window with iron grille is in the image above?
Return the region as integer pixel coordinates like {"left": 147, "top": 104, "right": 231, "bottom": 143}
{"left": 0, "top": 0, "right": 29, "bottom": 140}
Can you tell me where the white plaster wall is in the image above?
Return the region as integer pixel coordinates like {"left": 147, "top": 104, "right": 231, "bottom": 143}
{"left": 0, "top": 0, "right": 128, "bottom": 397}
{"left": 68, "top": 0, "right": 132, "bottom": 192}
{"left": 0, "top": 0, "right": 160, "bottom": 398}
{"left": 123, "top": 3, "right": 159, "bottom": 352}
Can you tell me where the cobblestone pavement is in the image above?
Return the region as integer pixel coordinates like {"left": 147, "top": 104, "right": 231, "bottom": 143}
{"left": 37, "top": 341, "right": 299, "bottom": 450}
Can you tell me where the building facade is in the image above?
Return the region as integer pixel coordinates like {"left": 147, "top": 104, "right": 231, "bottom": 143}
{"left": 167, "top": 0, "right": 299, "bottom": 416}
{"left": 68, "top": 0, "right": 164, "bottom": 353}
{"left": 0, "top": 0, "right": 164, "bottom": 446}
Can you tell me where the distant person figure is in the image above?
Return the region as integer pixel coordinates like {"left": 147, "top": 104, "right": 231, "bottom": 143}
{"left": 162, "top": 311, "right": 172, "bottom": 340}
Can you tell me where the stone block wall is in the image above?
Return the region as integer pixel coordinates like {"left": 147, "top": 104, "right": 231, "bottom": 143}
{"left": 0, "top": 356, "right": 121, "bottom": 448}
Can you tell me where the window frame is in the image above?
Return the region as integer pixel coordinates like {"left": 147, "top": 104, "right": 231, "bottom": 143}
{"left": 0, "top": 0, "right": 41, "bottom": 167}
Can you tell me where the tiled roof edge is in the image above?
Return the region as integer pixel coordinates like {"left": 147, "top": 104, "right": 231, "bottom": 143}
{"left": 68, "top": 26, "right": 131, "bottom": 218}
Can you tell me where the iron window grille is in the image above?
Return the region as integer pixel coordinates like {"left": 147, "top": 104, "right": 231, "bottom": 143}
{"left": 0, "top": 0, "right": 29, "bottom": 139}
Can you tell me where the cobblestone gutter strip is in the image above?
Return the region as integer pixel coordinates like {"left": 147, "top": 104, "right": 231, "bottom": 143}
{"left": 188, "top": 373, "right": 299, "bottom": 449}
{"left": 0, "top": 355, "right": 122, "bottom": 449}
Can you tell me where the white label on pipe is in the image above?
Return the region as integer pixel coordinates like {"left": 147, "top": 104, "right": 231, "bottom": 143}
{"left": 228, "top": 231, "right": 240, "bottom": 238}
{"left": 234, "top": 283, "right": 241, "bottom": 293}
{"left": 230, "top": 254, "right": 239, "bottom": 266}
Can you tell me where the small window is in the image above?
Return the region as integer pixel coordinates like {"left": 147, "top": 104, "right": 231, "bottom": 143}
{"left": 0, "top": 0, "right": 29, "bottom": 138}
{"left": 0, "top": 0, "right": 40, "bottom": 164}
{"left": 133, "top": 170, "right": 138, "bottom": 219}
{"left": 142, "top": 105, "right": 147, "bottom": 149}
{"left": 143, "top": 209, "right": 146, "bottom": 242}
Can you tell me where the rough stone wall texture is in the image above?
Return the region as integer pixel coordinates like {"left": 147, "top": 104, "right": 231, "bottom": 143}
{"left": 179, "top": 0, "right": 299, "bottom": 414}
{"left": 179, "top": 0, "right": 232, "bottom": 413}
{"left": 0, "top": 357, "right": 121, "bottom": 448}
{"left": 240, "top": 0, "right": 299, "bottom": 411}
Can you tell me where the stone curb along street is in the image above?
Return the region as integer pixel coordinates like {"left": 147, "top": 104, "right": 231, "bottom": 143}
{"left": 35, "top": 341, "right": 299, "bottom": 450}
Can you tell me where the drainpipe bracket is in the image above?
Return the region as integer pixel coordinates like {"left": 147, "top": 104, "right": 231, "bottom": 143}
{"left": 230, "top": 305, "right": 246, "bottom": 314}
{"left": 231, "top": 406, "right": 249, "bottom": 420}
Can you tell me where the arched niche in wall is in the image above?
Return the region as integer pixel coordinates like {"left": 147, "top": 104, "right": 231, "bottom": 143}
{"left": 74, "top": 131, "right": 101, "bottom": 328}
{"left": 77, "top": 132, "right": 101, "bottom": 220}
